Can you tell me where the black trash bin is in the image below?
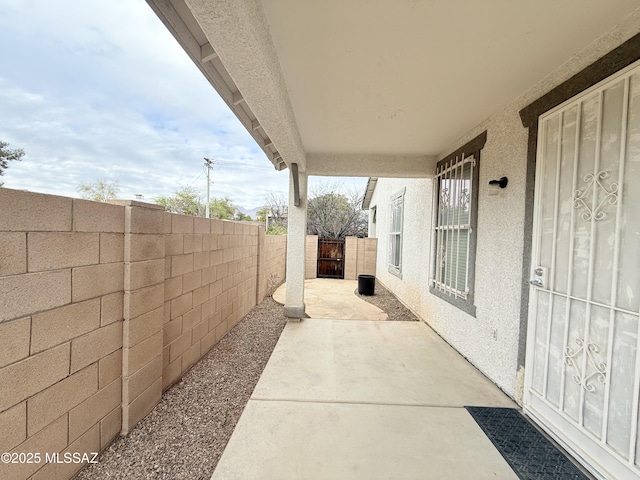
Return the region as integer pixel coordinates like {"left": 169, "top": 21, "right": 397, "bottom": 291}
{"left": 358, "top": 274, "right": 376, "bottom": 296}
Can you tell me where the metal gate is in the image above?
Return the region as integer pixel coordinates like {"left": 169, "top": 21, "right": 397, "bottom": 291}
{"left": 525, "top": 61, "right": 640, "bottom": 479}
{"left": 317, "top": 238, "right": 345, "bottom": 279}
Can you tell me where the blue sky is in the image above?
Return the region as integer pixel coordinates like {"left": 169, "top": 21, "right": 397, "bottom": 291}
{"left": 0, "top": 0, "right": 367, "bottom": 211}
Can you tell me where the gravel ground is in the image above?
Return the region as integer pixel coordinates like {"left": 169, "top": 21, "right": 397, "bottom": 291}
{"left": 356, "top": 281, "right": 420, "bottom": 322}
{"left": 77, "top": 284, "right": 417, "bottom": 480}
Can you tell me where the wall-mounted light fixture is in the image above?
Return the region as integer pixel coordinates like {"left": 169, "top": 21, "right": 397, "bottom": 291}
{"left": 489, "top": 176, "right": 508, "bottom": 189}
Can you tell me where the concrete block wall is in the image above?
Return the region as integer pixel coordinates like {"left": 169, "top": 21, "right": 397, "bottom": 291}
{"left": 120, "top": 201, "right": 166, "bottom": 434}
{"left": 162, "top": 217, "right": 281, "bottom": 391}
{"left": 0, "top": 188, "right": 287, "bottom": 480}
{"left": 305, "top": 235, "right": 376, "bottom": 280}
{"left": 257, "top": 230, "right": 287, "bottom": 300}
{"left": 0, "top": 189, "right": 125, "bottom": 480}
{"left": 344, "top": 237, "right": 358, "bottom": 280}
{"left": 343, "top": 236, "right": 377, "bottom": 280}
{"left": 305, "top": 235, "right": 318, "bottom": 279}
{"left": 356, "top": 237, "right": 377, "bottom": 277}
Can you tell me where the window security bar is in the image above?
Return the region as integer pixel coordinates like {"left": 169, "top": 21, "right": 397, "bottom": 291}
{"left": 431, "top": 279, "right": 469, "bottom": 299}
{"left": 435, "top": 155, "right": 476, "bottom": 178}
{"left": 432, "top": 153, "right": 475, "bottom": 299}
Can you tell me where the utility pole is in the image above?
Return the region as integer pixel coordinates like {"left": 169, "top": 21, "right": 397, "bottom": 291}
{"left": 204, "top": 157, "right": 214, "bottom": 218}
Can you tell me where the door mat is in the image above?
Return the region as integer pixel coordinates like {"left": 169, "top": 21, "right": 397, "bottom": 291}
{"left": 465, "top": 406, "right": 588, "bottom": 480}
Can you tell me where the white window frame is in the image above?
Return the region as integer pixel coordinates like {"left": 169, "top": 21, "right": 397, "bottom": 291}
{"left": 429, "top": 132, "right": 486, "bottom": 316}
{"left": 388, "top": 189, "right": 405, "bottom": 277}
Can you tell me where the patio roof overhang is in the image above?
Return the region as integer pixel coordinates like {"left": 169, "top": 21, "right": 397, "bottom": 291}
{"left": 146, "top": 0, "right": 639, "bottom": 178}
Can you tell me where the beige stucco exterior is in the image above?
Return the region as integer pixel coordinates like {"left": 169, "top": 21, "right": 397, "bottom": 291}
{"left": 368, "top": 9, "right": 640, "bottom": 401}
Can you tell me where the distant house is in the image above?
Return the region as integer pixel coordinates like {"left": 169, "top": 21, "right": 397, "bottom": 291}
{"left": 148, "top": 1, "right": 640, "bottom": 478}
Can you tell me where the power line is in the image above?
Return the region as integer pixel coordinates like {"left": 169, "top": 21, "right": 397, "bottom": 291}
{"left": 183, "top": 165, "right": 205, "bottom": 188}
{"left": 214, "top": 161, "right": 278, "bottom": 172}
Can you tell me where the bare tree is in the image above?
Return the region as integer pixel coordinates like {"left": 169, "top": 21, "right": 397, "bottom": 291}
{"left": 307, "top": 182, "right": 368, "bottom": 238}
{"left": 259, "top": 191, "right": 288, "bottom": 234}
{"left": 264, "top": 191, "right": 288, "bottom": 222}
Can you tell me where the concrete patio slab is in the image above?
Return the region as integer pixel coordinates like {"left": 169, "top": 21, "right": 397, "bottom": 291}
{"left": 272, "top": 279, "right": 388, "bottom": 320}
{"left": 252, "top": 319, "right": 515, "bottom": 408}
{"left": 212, "top": 319, "right": 518, "bottom": 480}
{"left": 212, "top": 401, "right": 519, "bottom": 480}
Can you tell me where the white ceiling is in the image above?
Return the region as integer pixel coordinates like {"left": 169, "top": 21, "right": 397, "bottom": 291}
{"left": 260, "top": 0, "right": 640, "bottom": 156}
{"left": 148, "top": 0, "right": 639, "bottom": 173}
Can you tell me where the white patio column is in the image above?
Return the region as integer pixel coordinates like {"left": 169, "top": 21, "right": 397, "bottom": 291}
{"left": 284, "top": 165, "right": 307, "bottom": 318}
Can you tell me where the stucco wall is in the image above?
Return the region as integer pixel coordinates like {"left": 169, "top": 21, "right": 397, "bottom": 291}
{"left": 368, "top": 178, "right": 433, "bottom": 318}
{"left": 370, "top": 10, "right": 640, "bottom": 401}
{"left": 0, "top": 188, "right": 287, "bottom": 480}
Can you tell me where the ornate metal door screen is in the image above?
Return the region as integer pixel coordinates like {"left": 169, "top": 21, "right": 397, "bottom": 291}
{"left": 525, "top": 62, "right": 640, "bottom": 480}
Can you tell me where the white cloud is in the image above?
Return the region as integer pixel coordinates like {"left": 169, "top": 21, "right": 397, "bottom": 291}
{"left": 0, "top": 0, "right": 287, "bottom": 208}
{"left": 0, "top": 0, "right": 367, "bottom": 211}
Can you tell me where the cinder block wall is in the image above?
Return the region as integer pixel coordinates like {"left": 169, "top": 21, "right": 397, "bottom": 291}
{"left": 162, "top": 217, "right": 286, "bottom": 392}
{"left": 0, "top": 188, "right": 287, "bottom": 480}
{"left": 257, "top": 229, "right": 287, "bottom": 300}
{"left": 0, "top": 189, "right": 125, "bottom": 480}
{"left": 343, "top": 236, "right": 378, "bottom": 280}
{"left": 304, "top": 235, "right": 318, "bottom": 279}
{"left": 119, "top": 200, "right": 166, "bottom": 434}
{"left": 306, "top": 236, "right": 376, "bottom": 280}
{"left": 356, "top": 237, "right": 377, "bottom": 277}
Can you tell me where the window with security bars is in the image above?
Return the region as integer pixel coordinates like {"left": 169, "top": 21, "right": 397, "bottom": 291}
{"left": 433, "top": 159, "right": 473, "bottom": 295}
{"left": 388, "top": 190, "right": 404, "bottom": 276}
{"left": 430, "top": 131, "right": 485, "bottom": 316}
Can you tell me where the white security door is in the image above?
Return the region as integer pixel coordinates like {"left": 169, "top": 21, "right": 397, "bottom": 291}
{"left": 525, "top": 61, "right": 640, "bottom": 480}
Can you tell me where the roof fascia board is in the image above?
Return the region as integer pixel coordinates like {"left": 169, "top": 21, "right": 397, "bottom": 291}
{"left": 307, "top": 154, "right": 436, "bottom": 178}
{"left": 362, "top": 177, "right": 378, "bottom": 210}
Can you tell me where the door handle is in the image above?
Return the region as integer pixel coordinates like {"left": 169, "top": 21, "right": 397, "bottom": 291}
{"left": 529, "top": 278, "right": 543, "bottom": 287}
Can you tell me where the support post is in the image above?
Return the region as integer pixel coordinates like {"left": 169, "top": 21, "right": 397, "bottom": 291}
{"left": 284, "top": 165, "right": 307, "bottom": 318}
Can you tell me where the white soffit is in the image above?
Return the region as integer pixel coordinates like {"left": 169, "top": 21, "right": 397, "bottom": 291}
{"left": 261, "top": 0, "right": 640, "bottom": 156}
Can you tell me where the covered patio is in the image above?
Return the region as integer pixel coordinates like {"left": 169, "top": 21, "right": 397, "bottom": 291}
{"left": 213, "top": 317, "right": 517, "bottom": 479}
{"left": 145, "top": 0, "right": 640, "bottom": 323}
{"left": 145, "top": 1, "right": 640, "bottom": 478}
{"left": 208, "top": 282, "right": 576, "bottom": 479}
